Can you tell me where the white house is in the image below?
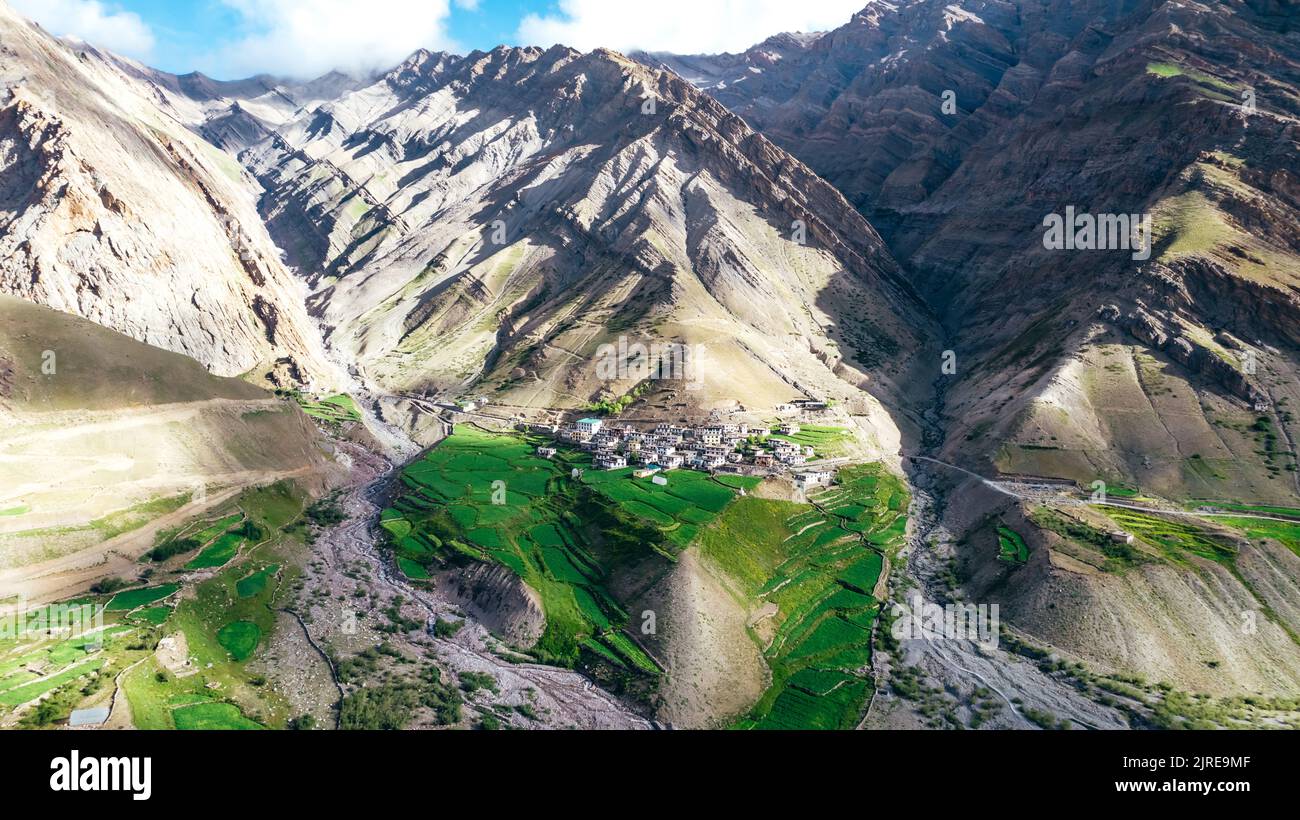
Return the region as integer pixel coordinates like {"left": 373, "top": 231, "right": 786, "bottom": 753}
{"left": 576, "top": 418, "right": 604, "bottom": 436}
{"left": 795, "top": 470, "right": 834, "bottom": 488}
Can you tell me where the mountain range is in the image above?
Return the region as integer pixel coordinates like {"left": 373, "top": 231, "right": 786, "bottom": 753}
{"left": 1, "top": 0, "right": 1298, "bottom": 730}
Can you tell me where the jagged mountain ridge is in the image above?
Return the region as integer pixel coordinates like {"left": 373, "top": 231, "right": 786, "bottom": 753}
{"left": 227, "top": 43, "right": 939, "bottom": 429}
{"left": 645, "top": 0, "right": 1300, "bottom": 452}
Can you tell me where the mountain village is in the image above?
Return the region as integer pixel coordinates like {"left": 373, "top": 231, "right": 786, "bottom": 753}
{"left": 532, "top": 402, "right": 839, "bottom": 490}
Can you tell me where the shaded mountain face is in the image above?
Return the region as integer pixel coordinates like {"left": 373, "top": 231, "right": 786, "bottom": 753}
{"left": 652, "top": 0, "right": 1300, "bottom": 486}
{"left": 0, "top": 4, "right": 338, "bottom": 387}
{"left": 226, "top": 44, "right": 939, "bottom": 433}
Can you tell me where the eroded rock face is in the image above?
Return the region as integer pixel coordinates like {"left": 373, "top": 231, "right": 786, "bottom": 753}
{"left": 442, "top": 563, "right": 546, "bottom": 649}
{"left": 0, "top": 5, "right": 335, "bottom": 387}
{"left": 658, "top": 0, "right": 1300, "bottom": 393}
{"left": 1101, "top": 303, "right": 1264, "bottom": 405}
{"left": 652, "top": 0, "right": 1300, "bottom": 700}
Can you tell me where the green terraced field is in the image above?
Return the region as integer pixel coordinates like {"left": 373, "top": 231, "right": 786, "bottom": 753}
{"left": 172, "top": 701, "right": 263, "bottom": 730}
{"left": 1206, "top": 516, "right": 1300, "bottom": 558}
{"left": 0, "top": 658, "right": 106, "bottom": 707}
{"left": 384, "top": 426, "right": 750, "bottom": 671}
{"left": 235, "top": 565, "right": 279, "bottom": 598}
{"left": 386, "top": 427, "right": 908, "bottom": 728}
{"left": 767, "top": 424, "right": 854, "bottom": 458}
{"left": 398, "top": 557, "right": 431, "bottom": 580}
{"left": 105, "top": 584, "right": 179, "bottom": 612}
{"left": 130, "top": 606, "right": 173, "bottom": 626}
{"left": 191, "top": 513, "right": 244, "bottom": 545}
{"left": 1100, "top": 508, "right": 1238, "bottom": 566}
{"left": 296, "top": 393, "right": 362, "bottom": 424}
{"left": 1200, "top": 502, "right": 1300, "bottom": 519}
{"left": 698, "top": 464, "right": 908, "bottom": 730}
{"left": 997, "top": 525, "right": 1030, "bottom": 563}
{"left": 217, "top": 620, "right": 261, "bottom": 661}
{"left": 185, "top": 519, "right": 263, "bottom": 569}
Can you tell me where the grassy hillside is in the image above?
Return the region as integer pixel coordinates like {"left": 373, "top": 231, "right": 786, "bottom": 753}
{"left": 0, "top": 296, "right": 333, "bottom": 603}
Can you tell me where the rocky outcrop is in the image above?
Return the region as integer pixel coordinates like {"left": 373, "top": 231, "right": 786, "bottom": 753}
{"left": 442, "top": 563, "right": 546, "bottom": 649}
{"left": 1100, "top": 303, "right": 1265, "bottom": 405}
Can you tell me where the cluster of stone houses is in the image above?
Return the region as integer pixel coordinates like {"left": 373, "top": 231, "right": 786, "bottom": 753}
{"left": 548, "top": 417, "right": 828, "bottom": 482}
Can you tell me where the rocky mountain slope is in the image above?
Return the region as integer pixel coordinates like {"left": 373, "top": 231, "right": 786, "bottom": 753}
{"left": 0, "top": 3, "right": 336, "bottom": 387}
{"left": 226, "top": 44, "right": 939, "bottom": 438}
{"left": 651, "top": 0, "right": 1300, "bottom": 482}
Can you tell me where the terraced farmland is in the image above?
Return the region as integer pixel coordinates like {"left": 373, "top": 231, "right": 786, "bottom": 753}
{"left": 105, "top": 584, "right": 179, "bottom": 612}
{"left": 767, "top": 424, "right": 855, "bottom": 458}
{"left": 235, "top": 565, "right": 279, "bottom": 598}
{"left": 1100, "top": 508, "right": 1238, "bottom": 566}
{"left": 186, "top": 519, "right": 262, "bottom": 570}
{"left": 172, "top": 701, "right": 264, "bottom": 730}
{"left": 384, "top": 426, "right": 675, "bottom": 669}
{"left": 384, "top": 426, "right": 764, "bottom": 671}
{"left": 698, "top": 464, "right": 908, "bottom": 729}
{"left": 385, "top": 427, "right": 910, "bottom": 727}
{"left": 0, "top": 604, "right": 141, "bottom": 724}
{"left": 1204, "top": 516, "right": 1300, "bottom": 558}
{"left": 294, "top": 393, "right": 362, "bottom": 424}
{"left": 581, "top": 467, "right": 761, "bottom": 553}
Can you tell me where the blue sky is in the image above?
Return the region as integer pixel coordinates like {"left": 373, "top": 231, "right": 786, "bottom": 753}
{"left": 11, "top": 0, "right": 868, "bottom": 79}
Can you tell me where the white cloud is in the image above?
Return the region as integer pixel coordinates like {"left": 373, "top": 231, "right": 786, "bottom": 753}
{"left": 10, "top": 0, "right": 155, "bottom": 58}
{"left": 516, "top": 0, "right": 866, "bottom": 55}
{"left": 211, "top": 0, "right": 458, "bottom": 79}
